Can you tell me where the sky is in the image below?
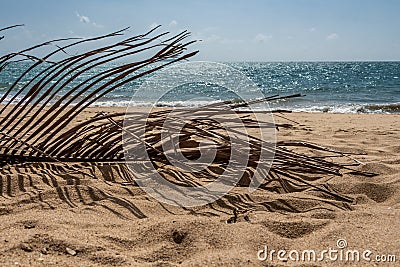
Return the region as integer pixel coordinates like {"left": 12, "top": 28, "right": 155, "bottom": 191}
{"left": 1, "top": 0, "right": 400, "bottom": 61}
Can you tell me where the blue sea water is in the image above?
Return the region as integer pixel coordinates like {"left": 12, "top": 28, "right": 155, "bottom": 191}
{"left": 0, "top": 61, "right": 399, "bottom": 113}
{"left": 230, "top": 62, "right": 400, "bottom": 113}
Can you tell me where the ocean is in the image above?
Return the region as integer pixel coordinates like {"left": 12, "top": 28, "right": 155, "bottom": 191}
{"left": 1, "top": 61, "right": 399, "bottom": 114}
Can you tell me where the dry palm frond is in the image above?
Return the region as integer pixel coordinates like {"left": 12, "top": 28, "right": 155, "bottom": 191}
{"left": 0, "top": 26, "right": 374, "bottom": 212}
{"left": 118, "top": 104, "right": 373, "bottom": 204}
{"left": 0, "top": 26, "right": 198, "bottom": 165}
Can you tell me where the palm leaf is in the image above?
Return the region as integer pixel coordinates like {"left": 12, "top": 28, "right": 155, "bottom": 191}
{"left": 0, "top": 26, "right": 198, "bottom": 163}
{"left": 0, "top": 25, "right": 375, "bottom": 213}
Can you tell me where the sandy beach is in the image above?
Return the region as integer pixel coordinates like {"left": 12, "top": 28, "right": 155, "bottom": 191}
{"left": 0, "top": 108, "right": 398, "bottom": 266}
{"left": 2, "top": 0, "right": 400, "bottom": 265}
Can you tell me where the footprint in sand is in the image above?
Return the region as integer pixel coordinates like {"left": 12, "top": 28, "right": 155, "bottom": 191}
{"left": 262, "top": 220, "right": 328, "bottom": 239}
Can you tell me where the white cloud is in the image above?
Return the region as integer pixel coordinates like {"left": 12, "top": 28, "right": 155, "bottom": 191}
{"left": 326, "top": 33, "right": 339, "bottom": 40}
{"left": 169, "top": 20, "right": 178, "bottom": 27}
{"left": 75, "top": 12, "right": 103, "bottom": 28}
{"left": 309, "top": 27, "right": 316, "bottom": 32}
{"left": 92, "top": 22, "right": 103, "bottom": 28}
{"left": 255, "top": 33, "right": 272, "bottom": 43}
{"left": 76, "top": 12, "right": 90, "bottom": 23}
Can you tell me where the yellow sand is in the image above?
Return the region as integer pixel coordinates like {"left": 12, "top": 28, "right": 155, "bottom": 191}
{"left": 0, "top": 109, "right": 399, "bottom": 266}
